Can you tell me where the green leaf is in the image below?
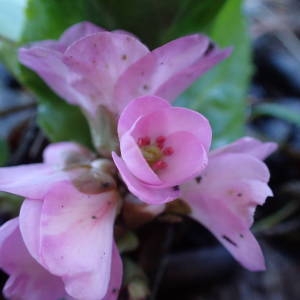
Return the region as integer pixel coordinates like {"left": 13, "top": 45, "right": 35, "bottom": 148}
{"left": 160, "top": 0, "right": 226, "bottom": 43}
{"left": 176, "top": 0, "right": 252, "bottom": 148}
{"left": 252, "top": 103, "right": 300, "bottom": 127}
{"left": 0, "top": 138, "right": 9, "bottom": 166}
{"left": 0, "top": 192, "right": 23, "bottom": 216}
{"left": 21, "top": 0, "right": 105, "bottom": 42}
{"left": 21, "top": 0, "right": 227, "bottom": 46}
{"left": 20, "top": 67, "right": 92, "bottom": 147}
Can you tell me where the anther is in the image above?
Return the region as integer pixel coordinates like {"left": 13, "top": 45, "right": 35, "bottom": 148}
{"left": 137, "top": 136, "right": 151, "bottom": 147}
{"left": 156, "top": 136, "right": 166, "bottom": 146}
{"left": 152, "top": 160, "right": 168, "bottom": 171}
{"left": 163, "top": 147, "right": 174, "bottom": 156}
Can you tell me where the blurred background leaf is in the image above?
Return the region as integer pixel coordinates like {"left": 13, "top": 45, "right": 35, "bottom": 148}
{"left": 0, "top": 0, "right": 250, "bottom": 149}
{"left": 252, "top": 102, "right": 300, "bottom": 127}
{"left": 0, "top": 139, "right": 9, "bottom": 166}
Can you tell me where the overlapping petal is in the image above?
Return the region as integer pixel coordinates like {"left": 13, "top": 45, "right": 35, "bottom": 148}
{"left": 19, "top": 181, "right": 120, "bottom": 300}
{"left": 113, "top": 153, "right": 178, "bottom": 204}
{"left": 0, "top": 141, "right": 123, "bottom": 299}
{"left": 0, "top": 164, "right": 67, "bottom": 199}
{"left": 0, "top": 219, "right": 72, "bottom": 300}
{"left": 211, "top": 136, "right": 277, "bottom": 160}
{"left": 0, "top": 142, "right": 95, "bottom": 200}
{"left": 63, "top": 32, "right": 149, "bottom": 114}
{"left": 115, "top": 35, "right": 231, "bottom": 112}
{"left": 181, "top": 139, "right": 276, "bottom": 271}
{"left": 19, "top": 22, "right": 230, "bottom": 116}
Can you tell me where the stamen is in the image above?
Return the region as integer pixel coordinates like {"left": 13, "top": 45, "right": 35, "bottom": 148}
{"left": 156, "top": 136, "right": 166, "bottom": 147}
{"left": 137, "top": 135, "right": 173, "bottom": 172}
{"left": 163, "top": 147, "right": 174, "bottom": 156}
{"left": 137, "top": 136, "right": 151, "bottom": 147}
{"left": 152, "top": 160, "right": 168, "bottom": 171}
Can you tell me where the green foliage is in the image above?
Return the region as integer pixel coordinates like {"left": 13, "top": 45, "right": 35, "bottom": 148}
{"left": 252, "top": 103, "right": 300, "bottom": 127}
{"left": 176, "top": 0, "right": 252, "bottom": 148}
{"left": 21, "top": 0, "right": 227, "bottom": 47}
{"left": 0, "top": 0, "right": 251, "bottom": 149}
{"left": 21, "top": 0, "right": 103, "bottom": 42}
{"left": 160, "top": 0, "right": 226, "bottom": 43}
{"left": 20, "top": 67, "right": 92, "bottom": 147}
{"left": 0, "top": 139, "right": 9, "bottom": 166}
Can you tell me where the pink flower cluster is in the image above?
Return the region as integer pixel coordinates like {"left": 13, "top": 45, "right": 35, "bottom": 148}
{"left": 0, "top": 22, "right": 276, "bottom": 300}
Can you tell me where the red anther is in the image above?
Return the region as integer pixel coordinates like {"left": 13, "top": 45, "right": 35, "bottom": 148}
{"left": 156, "top": 136, "right": 166, "bottom": 146}
{"left": 163, "top": 147, "right": 174, "bottom": 156}
{"left": 152, "top": 160, "right": 168, "bottom": 171}
{"left": 137, "top": 136, "right": 151, "bottom": 147}
{"left": 157, "top": 143, "right": 164, "bottom": 150}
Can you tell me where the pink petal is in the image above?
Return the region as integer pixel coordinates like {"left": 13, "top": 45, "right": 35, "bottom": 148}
{"left": 112, "top": 152, "right": 179, "bottom": 204}
{"left": 155, "top": 47, "right": 232, "bottom": 101}
{"left": 18, "top": 47, "right": 81, "bottom": 105}
{"left": 120, "top": 133, "right": 162, "bottom": 185}
{"left": 118, "top": 95, "right": 170, "bottom": 136}
{"left": 43, "top": 142, "right": 95, "bottom": 165}
{"left": 180, "top": 152, "right": 273, "bottom": 271}
{"left": 19, "top": 199, "right": 43, "bottom": 262}
{"left": 211, "top": 137, "right": 277, "bottom": 160}
{"left": 114, "top": 34, "right": 230, "bottom": 112}
{"left": 181, "top": 180, "right": 266, "bottom": 271}
{"left": 0, "top": 219, "right": 71, "bottom": 300}
{"left": 157, "top": 132, "right": 208, "bottom": 186}
{"left": 99, "top": 243, "right": 122, "bottom": 300}
{"left": 59, "top": 22, "right": 105, "bottom": 49}
{"left": 38, "top": 181, "right": 119, "bottom": 300}
{"left": 129, "top": 105, "right": 212, "bottom": 152}
{"left": 63, "top": 32, "right": 149, "bottom": 114}
{"left": 202, "top": 153, "right": 270, "bottom": 183}
{"left": 0, "top": 164, "right": 67, "bottom": 199}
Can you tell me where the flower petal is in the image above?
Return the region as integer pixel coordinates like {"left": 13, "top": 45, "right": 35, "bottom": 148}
{"left": 19, "top": 199, "right": 43, "bottom": 261}
{"left": 181, "top": 180, "right": 266, "bottom": 271}
{"left": 112, "top": 152, "right": 179, "bottom": 204}
{"left": 201, "top": 153, "right": 271, "bottom": 183}
{"left": 211, "top": 136, "right": 277, "bottom": 160}
{"left": 120, "top": 133, "right": 162, "bottom": 185}
{"left": 43, "top": 142, "right": 95, "bottom": 165}
{"left": 100, "top": 242, "right": 122, "bottom": 300}
{"left": 130, "top": 105, "right": 212, "bottom": 152}
{"left": 38, "top": 181, "right": 119, "bottom": 300}
{"left": 0, "top": 219, "right": 71, "bottom": 300}
{"left": 118, "top": 95, "right": 170, "bottom": 136}
{"left": 18, "top": 47, "right": 81, "bottom": 105}
{"left": 0, "top": 164, "right": 67, "bottom": 199}
{"left": 59, "top": 21, "right": 105, "bottom": 49}
{"left": 115, "top": 34, "right": 230, "bottom": 111}
{"left": 155, "top": 47, "right": 232, "bottom": 101}
{"left": 181, "top": 152, "right": 272, "bottom": 271}
{"left": 157, "top": 132, "right": 208, "bottom": 186}
{"left": 63, "top": 32, "right": 149, "bottom": 114}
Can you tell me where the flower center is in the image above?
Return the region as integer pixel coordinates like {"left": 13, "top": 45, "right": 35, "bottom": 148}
{"left": 137, "top": 135, "right": 174, "bottom": 172}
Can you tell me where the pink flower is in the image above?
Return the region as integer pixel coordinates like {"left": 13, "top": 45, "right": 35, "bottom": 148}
{"left": 0, "top": 142, "right": 122, "bottom": 300}
{"left": 112, "top": 95, "right": 212, "bottom": 204}
{"left": 180, "top": 137, "right": 277, "bottom": 271}
{"left": 18, "top": 22, "right": 231, "bottom": 117}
